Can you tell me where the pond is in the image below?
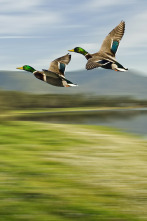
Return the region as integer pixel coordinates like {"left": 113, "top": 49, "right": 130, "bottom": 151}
{"left": 16, "top": 108, "right": 147, "bottom": 136}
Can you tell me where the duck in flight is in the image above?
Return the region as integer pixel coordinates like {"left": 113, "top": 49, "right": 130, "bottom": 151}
{"left": 17, "top": 53, "right": 77, "bottom": 87}
{"left": 68, "top": 21, "right": 128, "bottom": 72}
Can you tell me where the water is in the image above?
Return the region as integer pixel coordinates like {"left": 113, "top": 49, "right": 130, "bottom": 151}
{"left": 17, "top": 108, "right": 147, "bottom": 136}
{"left": 96, "top": 110, "right": 147, "bottom": 136}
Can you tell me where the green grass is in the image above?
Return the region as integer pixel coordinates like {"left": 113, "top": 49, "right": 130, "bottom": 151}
{"left": 0, "top": 121, "right": 147, "bottom": 220}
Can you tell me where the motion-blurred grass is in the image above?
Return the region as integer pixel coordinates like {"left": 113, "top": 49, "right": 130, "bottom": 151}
{"left": 0, "top": 121, "right": 147, "bottom": 220}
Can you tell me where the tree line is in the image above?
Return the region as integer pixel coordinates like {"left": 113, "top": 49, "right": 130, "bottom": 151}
{"left": 0, "top": 90, "right": 147, "bottom": 112}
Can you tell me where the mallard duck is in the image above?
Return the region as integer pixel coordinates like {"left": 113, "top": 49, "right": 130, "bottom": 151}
{"left": 68, "top": 21, "right": 128, "bottom": 72}
{"left": 16, "top": 53, "right": 77, "bottom": 87}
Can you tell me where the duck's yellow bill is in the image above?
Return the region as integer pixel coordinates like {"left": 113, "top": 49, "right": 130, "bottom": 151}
{"left": 16, "top": 67, "right": 23, "bottom": 70}
{"left": 68, "top": 49, "right": 74, "bottom": 52}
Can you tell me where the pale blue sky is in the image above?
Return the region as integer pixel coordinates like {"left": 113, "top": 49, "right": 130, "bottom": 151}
{"left": 0, "top": 0, "right": 147, "bottom": 75}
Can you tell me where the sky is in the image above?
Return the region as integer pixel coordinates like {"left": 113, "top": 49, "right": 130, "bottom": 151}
{"left": 0, "top": 0, "right": 147, "bottom": 75}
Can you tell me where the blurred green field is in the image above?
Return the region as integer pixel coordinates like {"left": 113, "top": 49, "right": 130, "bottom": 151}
{"left": 0, "top": 121, "right": 147, "bottom": 221}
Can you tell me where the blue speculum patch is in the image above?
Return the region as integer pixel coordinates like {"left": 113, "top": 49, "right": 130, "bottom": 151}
{"left": 111, "top": 40, "right": 119, "bottom": 54}
{"left": 59, "top": 63, "right": 65, "bottom": 74}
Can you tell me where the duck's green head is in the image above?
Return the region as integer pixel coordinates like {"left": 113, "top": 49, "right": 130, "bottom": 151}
{"left": 16, "top": 65, "right": 36, "bottom": 73}
{"left": 68, "top": 47, "right": 88, "bottom": 56}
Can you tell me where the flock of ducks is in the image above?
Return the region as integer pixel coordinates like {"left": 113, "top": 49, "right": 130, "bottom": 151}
{"left": 17, "top": 21, "right": 128, "bottom": 87}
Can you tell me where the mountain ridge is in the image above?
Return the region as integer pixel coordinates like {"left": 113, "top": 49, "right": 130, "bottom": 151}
{"left": 0, "top": 69, "right": 147, "bottom": 98}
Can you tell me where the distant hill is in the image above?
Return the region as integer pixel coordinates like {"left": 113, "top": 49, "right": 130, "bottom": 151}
{"left": 0, "top": 69, "right": 147, "bottom": 98}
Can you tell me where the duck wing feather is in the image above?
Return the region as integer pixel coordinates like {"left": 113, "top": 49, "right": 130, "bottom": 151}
{"left": 99, "top": 21, "right": 125, "bottom": 57}
{"left": 48, "top": 53, "right": 71, "bottom": 76}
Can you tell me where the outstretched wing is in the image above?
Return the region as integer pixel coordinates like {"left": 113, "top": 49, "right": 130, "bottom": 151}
{"left": 42, "top": 69, "right": 61, "bottom": 78}
{"left": 99, "top": 21, "right": 125, "bottom": 57}
{"left": 48, "top": 53, "right": 71, "bottom": 76}
{"left": 86, "top": 59, "right": 101, "bottom": 70}
{"left": 86, "top": 58, "right": 112, "bottom": 70}
{"left": 42, "top": 69, "right": 77, "bottom": 87}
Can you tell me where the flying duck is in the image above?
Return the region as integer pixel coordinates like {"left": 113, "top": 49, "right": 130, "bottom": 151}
{"left": 68, "top": 21, "right": 128, "bottom": 72}
{"left": 17, "top": 53, "right": 77, "bottom": 87}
